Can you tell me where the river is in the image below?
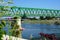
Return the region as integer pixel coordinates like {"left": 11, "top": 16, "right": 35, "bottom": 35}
{"left": 2, "top": 21, "right": 60, "bottom": 39}
{"left": 22, "top": 23, "right": 60, "bottom": 39}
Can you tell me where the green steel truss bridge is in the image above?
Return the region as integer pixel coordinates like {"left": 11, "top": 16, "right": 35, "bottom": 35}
{"left": 0, "top": 6, "right": 60, "bottom": 18}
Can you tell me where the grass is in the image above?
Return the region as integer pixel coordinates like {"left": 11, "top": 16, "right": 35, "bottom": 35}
{"left": 22, "top": 19, "right": 60, "bottom": 24}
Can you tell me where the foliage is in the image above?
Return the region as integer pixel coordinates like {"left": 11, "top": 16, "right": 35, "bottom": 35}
{"left": 22, "top": 13, "right": 27, "bottom": 19}
{"left": 0, "top": 20, "right": 6, "bottom": 40}
{"left": 10, "top": 17, "right": 22, "bottom": 37}
{"left": 0, "top": 0, "right": 13, "bottom": 4}
{"left": 40, "top": 16, "right": 45, "bottom": 20}
{"left": 39, "top": 16, "right": 55, "bottom": 20}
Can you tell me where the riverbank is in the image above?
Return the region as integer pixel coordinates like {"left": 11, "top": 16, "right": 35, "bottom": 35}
{"left": 22, "top": 19, "right": 60, "bottom": 24}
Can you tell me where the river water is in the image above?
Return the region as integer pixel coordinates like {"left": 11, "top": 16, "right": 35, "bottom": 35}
{"left": 2, "top": 20, "right": 60, "bottom": 39}
{"left": 22, "top": 23, "right": 60, "bottom": 39}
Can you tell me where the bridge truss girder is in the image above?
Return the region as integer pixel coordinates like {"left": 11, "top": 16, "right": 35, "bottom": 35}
{"left": 0, "top": 6, "right": 60, "bottom": 18}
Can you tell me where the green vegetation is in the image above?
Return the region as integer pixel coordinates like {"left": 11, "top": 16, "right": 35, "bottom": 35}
{"left": 0, "top": 0, "right": 22, "bottom": 39}
{"left": 21, "top": 13, "right": 60, "bottom": 24}
{"left": 22, "top": 13, "right": 27, "bottom": 19}
{"left": 22, "top": 19, "right": 60, "bottom": 24}
{"left": 0, "top": 17, "right": 22, "bottom": 40}
{"left": 0, "top": 20, "right": 6, "bottom": 40}
{"left": 10, "top": 17, "right": 22, "bottom": 37}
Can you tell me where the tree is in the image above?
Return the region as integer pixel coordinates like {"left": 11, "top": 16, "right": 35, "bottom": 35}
{"left": 10, "top": 17, "right": 22, "bottom": 38}
{"left": 0, "top": 20, "right": 6, "bottom": 40}
{"left": 22, "top": 13, "right": 27, "bottom": 19}
{"left": 40, "top": 16, "right": 45, "bottom": 20}
{"left": 0, "top": 0, "right": 13, "bottom": 17}
{"left": 0, "top": 0, "right": 13, "bottom": 5}
{"left": 0, "top": 0, "right": 13, "bottom": 39}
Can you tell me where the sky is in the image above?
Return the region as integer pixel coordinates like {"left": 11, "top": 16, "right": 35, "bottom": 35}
{"left": 10, "top": 0, "right": 60, "bottom": 10}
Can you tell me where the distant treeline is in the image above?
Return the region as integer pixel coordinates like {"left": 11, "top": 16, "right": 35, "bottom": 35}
{"left": 21, "top": 13, "right": 60, "bottom": 20}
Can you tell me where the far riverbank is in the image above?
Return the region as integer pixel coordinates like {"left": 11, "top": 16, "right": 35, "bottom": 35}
{"left": 22, "top": 19, "right": 60, "bottom": 24}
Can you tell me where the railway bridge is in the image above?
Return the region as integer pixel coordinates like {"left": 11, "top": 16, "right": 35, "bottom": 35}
{"left": 0, "top": 6, "right": 60, "bottom": 18}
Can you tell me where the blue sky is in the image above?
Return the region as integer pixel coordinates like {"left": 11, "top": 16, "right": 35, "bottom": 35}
{"left": 10, "top": 0, "right": 60, "bottom": 10}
